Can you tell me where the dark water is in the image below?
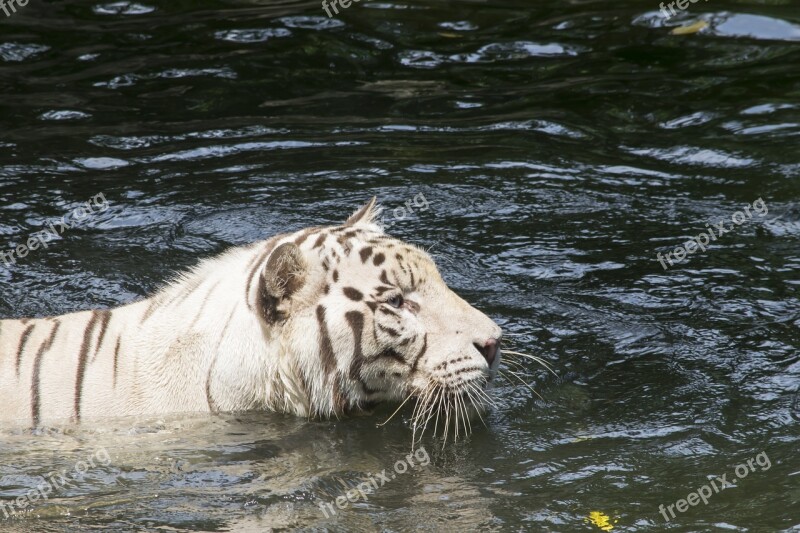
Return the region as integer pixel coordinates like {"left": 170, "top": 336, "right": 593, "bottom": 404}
{"left": 1, "top": 0, "right": 799, "bottom": 531}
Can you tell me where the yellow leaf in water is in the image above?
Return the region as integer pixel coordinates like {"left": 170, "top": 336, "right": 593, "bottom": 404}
{"left": 437, "top": 32, "right": 463, "bottom": 38}
{"left": 671, "top": 20, "right": 709, "bottom": 35}
{"left": 585, "top": 511, "right": 617, "bottom": 531}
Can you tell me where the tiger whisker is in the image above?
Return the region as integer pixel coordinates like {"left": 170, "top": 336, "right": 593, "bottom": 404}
{"left": 509, "top": 370, "right": 546, "bottom": 401}
{"left": 431, "top": 388, "right": 443, "bottom": 441}
{"left": 465, "top": 375, "right": 493, "bottom": 401}
{"left": 502, "top": 350, "right": 558, "bottom": 377}
{"left": 445, "top": 395, "right": 454, "bottom": 449}
{"left": 502, "top": 348, "right": 554, "bottom": 369}
{"left": 428, "top": 395, "right": 441, "bottom": 444}
{"left": 503, "top": 348, "right": 549, "bottom": 364}
{"left": 404, "top": 373, "right": 498, "bottom": 448}
{"left": 501, "top": 358, "right": 528, "bottom": 371}
{"left": 457, "top": 390, "right": 468, "bottom": 440}
{"left": 431, "top": 256, "right": 459, "bottom": 271}
{"left": 427, "top": 389, "right": 443, "bottom": 442}
{"left": 500, "top": 369, "right": 545, "bottom": 401}
{"left": 465, "top": 384, "right": 489, "bottom": 430}
{"left": 441, "top": 394, "right": 451, "bottom": 450}
{"left": 416, "top": 388, "right": 434, "bottom": 448}
{"left": 411, "top": 384, "right": 435, "bottom": 448}
{"left": 470, "top": 382, "right": 497, "bottom": 409}
{"left": 413, "top": 384, "right": 439, "bottom": 449}
{"left": 501, "top": 359, "right": 544, "bottom": 381}
{"left": 503, "top": 351, "right": 552, "bottom": 367}
{"left": 422, "top": 241, "right": 442, "bottom": 255}
{"left": 377, "top": 389, "right": 415, "bottom": 427}
{"left": 453, "top": 392, "right": 460, "bottom": 442}
{"left": 459, "top": 390, "right": 473, "bottom": 437}
{"left": 409, "top": 386, "right": 425, "bottom": 447}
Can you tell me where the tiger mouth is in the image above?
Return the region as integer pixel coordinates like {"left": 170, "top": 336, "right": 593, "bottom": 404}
{"left": 403, "top": 379, "right": 495, "bottom": 446}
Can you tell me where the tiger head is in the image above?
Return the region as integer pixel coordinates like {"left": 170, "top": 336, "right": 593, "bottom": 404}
{"left": 256, "top": 198, "right": 502, "bottom": 436}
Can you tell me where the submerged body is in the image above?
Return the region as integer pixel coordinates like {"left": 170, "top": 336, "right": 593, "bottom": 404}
{"left": 0, "top": 199, "right": 501, "bottom": 427}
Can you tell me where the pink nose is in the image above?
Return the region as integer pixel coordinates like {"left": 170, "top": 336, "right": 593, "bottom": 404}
{"left": 475, "top": 338, "right": 499, "bottom": 366}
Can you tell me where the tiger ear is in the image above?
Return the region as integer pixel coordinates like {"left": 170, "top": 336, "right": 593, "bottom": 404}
{"left": 260, "top": 243, "right": 307, "bottom": 323}
{"left": 344, "top": 196, "right": 381, "bottom": 227}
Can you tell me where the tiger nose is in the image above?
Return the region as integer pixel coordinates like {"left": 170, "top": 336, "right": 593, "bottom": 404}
{"left": 474, "top": 338, "right": 499, "bottom": 366}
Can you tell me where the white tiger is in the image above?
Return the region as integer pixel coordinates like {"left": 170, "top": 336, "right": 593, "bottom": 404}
{"left": 0, "top": 199, "right": 502, "bottom": 437}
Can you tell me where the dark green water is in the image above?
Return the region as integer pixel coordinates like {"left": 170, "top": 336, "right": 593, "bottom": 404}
{"left": 1, "top": 0, "right": 799, "bottom": 531}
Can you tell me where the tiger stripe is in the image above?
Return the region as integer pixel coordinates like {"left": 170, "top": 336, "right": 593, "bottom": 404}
{"left": 313, "top": 233, "right": 327, "bottom": 248}
{"left": 112, "top": 336, "right": 121, "bottom": 388}
{"left": 91, "top": 310, "right": 112, "bottom": 363}
{"left": 378, "top": 347, "right": 406, "bottom": 365}
{"left": 410, "top": 334, "right": 428, "bottom": 371}
{"left": 294, "top": 227, "right": 319, "bottom": 247}
{"left": 346, "top": 310, "right": 365, "bottom": 384}
{"left": 291, "top": 360, "right": 313, "bottom": 411}
{"left": 188, "top": 279, "right": 223, "bottom": 331}
{"left": 316, "top": 305, "right": 336, "bottom": 375}
{"left": 245, "top": 240, "right": 278, "bottom": 310}
{"left": 31, "top": 320, "right": 61, "bottom": 425}
{"left": 73, "top": 311, "right": 103, "bottom": 422}
{"left": 319, "top": 304, "right": 365, "bottom": 413}
{"left": 163, "top": 276, "right": 204, "bottom": 309}
{"left": 378, "top": 306, "right": 400, "bottom": 318}
{"left": 377, "top": 324, "right": 400, "bottom": 337}
{"left": 332, "top": 375, "right": 348, "bottom": 413}
{"left": 140, "top": 296, "right": 162, "bottom": 324}
{"left": 205, "top": 355, "right": 219, "bottom": 412}
{"left": 15, "top": 324, "right": 35, "bottom": 377}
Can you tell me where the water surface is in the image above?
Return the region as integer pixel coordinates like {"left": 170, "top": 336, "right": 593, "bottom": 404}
{"left": 1, "top": 0, "right": 798, "bottom": 530}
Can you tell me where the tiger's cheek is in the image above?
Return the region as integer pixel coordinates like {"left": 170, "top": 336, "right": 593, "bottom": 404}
{"left": 372, "top": 310, "right": 405, "bottom": 347}
{"left": 374, "top": 302, "right": 424, "bottom": 346}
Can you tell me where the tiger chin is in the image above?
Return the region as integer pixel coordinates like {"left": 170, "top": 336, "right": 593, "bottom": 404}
{"left": 0, "top": 198, "right": 502, "bottom": 441}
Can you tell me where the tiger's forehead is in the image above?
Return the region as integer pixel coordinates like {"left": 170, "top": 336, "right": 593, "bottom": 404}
{"left": 304, "top": 225, "right": 438, "bottom": 291}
